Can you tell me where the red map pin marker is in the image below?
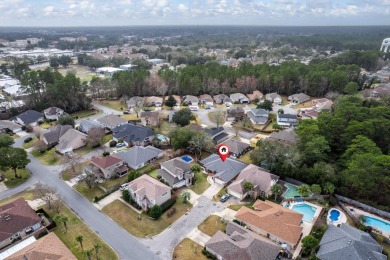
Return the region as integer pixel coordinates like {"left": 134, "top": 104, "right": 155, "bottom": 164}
{"left": 218, "top": 144, "right": 230, "bottom": 162}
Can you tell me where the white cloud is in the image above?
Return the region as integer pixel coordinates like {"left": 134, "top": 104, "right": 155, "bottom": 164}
{"left": 178, "top": 3, "right": 188, "bottom": 12}
{"left": 43, "top": 5, "right": 56, "bottom": 16}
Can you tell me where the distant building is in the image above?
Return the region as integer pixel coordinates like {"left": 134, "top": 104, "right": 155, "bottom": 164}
{"left": 148, "top": 59, "right": 164, "bottom": 65}
{"left": 119, "top": 64, "right": 137, "bottom": 71}
{"left": 380, "top": 37, "right": 390, "bottom": 53}
{"left": 95, "top": 67, "right": 124, "bottom": 76}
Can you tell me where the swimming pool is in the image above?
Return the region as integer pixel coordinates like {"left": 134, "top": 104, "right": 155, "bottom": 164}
{"left": 181, "top": 155, "right": 193, "bottom": 163}
{"left": 291, "top": 203, "right": 317, "bottom": 223}
{"left": 364, "top": 216, "right": 390, "bottom": 233}
{"left": 156, "top": 134, "right": 167, "bottom": 142}
{"left": 283, "top": 183, "right": 300, "bottom": 198}
{"left": 329, "top": 209, "right": 341, "bottom": 222}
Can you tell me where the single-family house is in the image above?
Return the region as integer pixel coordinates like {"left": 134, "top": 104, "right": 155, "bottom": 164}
{"left": 247, "top": 108, "right": 269, "bottom": 125}
{"left": 269, "top": 130, "right": 297, "bottom": 145}
{"left": 42, "top": 124, "right": 72, "bottom": 147}
{"left": 182, "top": 95, "right": 199, "bottom": 106}
{"left": 299, "top": 109, "right": 319, "bottom": 120}
{"left": 164, "top": 95, "right": 181, "bottom": 106}
{"left": 226, "top": 106, "right": 245, "bottom": 121}
{"left": 0, "top": 198, "right": 43, "bottom": 250}
{"left": 199, "top": 94, "right": 214, "bottom": 108}
{"left": 157, "top": 158, "right": 194, "bottom": 188}
{"left": 246, "top": 90, "right": 263, "bottom": 102}
{"left": 0, "top": 120, "right": 22, "bottom": 133}
{"left": 222, "top": 138, "right": 251, "bottom": 158}
{"left": 204, "top": 126, "right": 230, "bottom": 144}
{"left": 205, "top": 222, "right": 281, "bottom": 260}
{"left": 288, "top": 93, "right": 310, "bottom": 104}
{"left": 230, "top": 93, "right": 249, "bottom": 104}
{"left": 96, "top": 114, "right": 128, "bottom": 130}
{"left": 277, "top": 114, "right": 298, "bottom": 127}
{"left": 227, "top": 164, "right": 279, "bottom": 200}
{"left": 316, "top": 224, "right": 386, "bottom": 260}
{"left": 213, "top": 94, "right": 232, "bottom": 106}
{"left": 145, "top": 96, "right": 163, "bottom": 107}
{"left": 15, "top": 110, "right": 44, "bottom": 126}
{"left": 126, "top": 175, "right": 171, "bottom": 211}
{"left": 126, "top": 96, "right": 145, "bottom": 109}
{"left": 3, "top": 232, "right": 77, "bottom": 260}
{"left": 369, "top": 86, "right": 390, "bottom": 98}
{"left": 78, "top": 119, "right": 105, "bottom": 134}
{"left": 312, "top": 98, "right": 333, "bottom": 111}
{"left": 43, "top": 107, "right": 65, "bottom": 121}
{"left": 200, "top": 154, "right": 248, "bottom": 185}
{"left": 115, "top": 146, "right": 164, "bottom": 170}
{"left": 265, "top": 93, "right": 282, "bottom": 105}
{"left": 56, "top": 129, "right": 87, "bottom": 154}
{"left": 85, "top": 155, "right": 128, "bottom": 179}
{"left": 140, "top": 111, "right": 160, "bottom": 127}
{"left": 235, "top": 200, "right": 303, "bottom": 249}
{"left": 112, "top": 123, "right": 155, "bottom": 146}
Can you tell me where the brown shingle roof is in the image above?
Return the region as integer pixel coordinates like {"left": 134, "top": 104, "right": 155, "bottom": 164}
{"left": 246, "top": 90, "right": 263, "bottom": 101}
{"left": 96, "top": 114, "right": 127, "bottom": 128}
{"left": 5, "top": 232, "right": 76, "bottom": 260}
{"left": 91, "top": 155, "right": 123, "bottom": 169}
{"left": 0, "top": 198, "right": 42, "bottom": 242}
{"left": 127, "top": 175, "right": 171, "bottom": 203}
{"left": 235, "top": 200, "right": 303, "bottom": 246}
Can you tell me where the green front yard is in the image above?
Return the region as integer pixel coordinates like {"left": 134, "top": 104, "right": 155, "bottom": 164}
{"left": 213, "top": 187, "right": 227, "bottom": 201}
{"left": 207, "top": 111, "right": 226, "bottom": 125}
{"left": 2, "top": 169, "right": 30, "bottom": 188}
{"left": 39, "top": 121, "right": 56, "bottom": 129}
{"left": 31, "top": 147, "right": 62, "bottom": 165}
{"left": 238, "top": 151, "right": 253, "bottom": 164}
{"left": 102, "top": 198, "right": 192, "bottom": 237}
{"left": 191, "top": 172, "right": 210, "bottom": 195}
{"left": 198, "top": 215, "right": 227, "bottom": 237}
{"left": 173, "top": 238, "right": 207, "bottom": 260}
{"left": 74, "top": 182, "right": 105, "bottom": 202}
{"left": 99, "top": 100, "right": 126, "bottom": 111}
{"left": 61, "top": 161, "right": 90, "bottom": 181}
{"left": 71, "top": 109, "right": 100, "bottom": 119}
{"left": 148, "top": 169, "right": 159, "bottom": 178}
{"left": 0, "top": 190, "right": 35, "bottom": 206}
{"left": 22, "top": 137, "right": 38, "bottom": 149}
{"left": 121, "top": 114, "right": 139, "bottom": 121}
{"left": 41, "top": 202, "right": 118, "bottom": 260}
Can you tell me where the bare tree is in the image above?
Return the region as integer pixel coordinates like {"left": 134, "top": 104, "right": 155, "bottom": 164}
{"left": 34, "top": 140, "right": 48, "bottom": 153}
{"left": 34, "top": 183, "right": 58, "bottom": 210}
{"left": 84, "top": 172, "right": 97, "bottom": 189}
{"left": 61, "top": 153, "right": 81, "bottom": 174}
{"left": 213, "top": 109, "right": 226, "bottom": 128}
{"left": 189, "top": 132, "right": 213, "bottom": 161}
{"left": 325, "top": 91, "right": 340, "bottom": 101}
{"left": 85, "top": 127, "right": 105, "bottom": 147}
{"left": 133, "top": 99, "right": 145, "bottom": 118}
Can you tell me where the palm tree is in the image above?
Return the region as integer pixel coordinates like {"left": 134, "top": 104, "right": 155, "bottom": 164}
{"left": 84, "top": 249, "right": 94, "bottom": 260}
{"left": 323, "top": 182, "right": 335, "bottom": 195}
{"left": 94, "top": 243, "right": 102, "bottom": 260}
{"left": 271, "top": 183, "right": 283, "bottom": 200}
{"left": 297, "top": 184, "right": 311, "bottom": 197}
{"left": 54, "top": 214, "right": 69, "bottom": 231}
{"left": 243, "top": 181, "right": 254, "bottom": 198}
{"left": 75, "top": 235, "right": 84, "bottom": 251}
{"left": 181, "top": 191, "right": 191, "bottom": 204}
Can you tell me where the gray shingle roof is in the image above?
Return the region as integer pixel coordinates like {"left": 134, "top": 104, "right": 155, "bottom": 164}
{"left": 289, "top": 93, "right": 310, "bottom": 103}
{"left": 200, "top": 154, "right": 248, "bottom": 183}
{"left": 206, "top": 222, "right": 281, "bottom": 260}
{"left": 247, "top": 109, "right": 269, "bottom": 124}
{"left": 112, "top": 123, "right": 155, "bottom": 144}
{"left": 17, "top": 110, "right": 43, "bottom": 124}
{"left": 43, "top": 107, "right": 64, "bottom": 116}
{"left": 160, "top": 158, "right": 191, "bottom": 177}
{"left": 79, "top": 119, "right": 104, "bottom": 134}
{"left": 115, "top": 146, "right": 163, "bottom": 169}
{"left": 43, "top": 125, "right": 72, "bottom": 145}
{"left": 157, "top": 169, "right": 181, "bottom": 186}
{"left": 223, "top": 138, "right": 250, "bottom": 155}
{"left": 317, "top": 224, "right": 386, "bottom": 260}
{"left": 0, "top": 120, "right": 21, "bottom": 131}
{"left": 96, "top": 114, "right": 127, "bottom": 129}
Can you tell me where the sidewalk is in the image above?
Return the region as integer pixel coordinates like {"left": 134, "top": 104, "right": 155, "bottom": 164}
{"left": 187, "top": 228, "right": 211, "bottom": 247}
{"left": 202, "top": 178, "right": 223, "bottom": 200}
{"left": 94, "top": 190, "right": 121, "bottom": 210}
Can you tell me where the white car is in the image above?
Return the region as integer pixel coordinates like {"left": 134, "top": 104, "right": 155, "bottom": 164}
{"left": 120, "top": 183, "right": 129, "bottom": 190}
{"left": 75, "top": 173, "right": 87, "bottom": 183}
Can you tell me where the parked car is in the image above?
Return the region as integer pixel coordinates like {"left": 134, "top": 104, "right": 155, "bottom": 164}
{"left": 123, "top": 111, "right": 130, "bottom": 114}
{"left": 116, "top": 142, "right": 126, "bottom": 148}
{"left": 220, "top": 194, "right": 231, "bottom": 202}
{"left": 75, "top": 173, "right": 87, "bottom": 183}
{"left": 120, "top": 183, "right": 129, "bottom": 190}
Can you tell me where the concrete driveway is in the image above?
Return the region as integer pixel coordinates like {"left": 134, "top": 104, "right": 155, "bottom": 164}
{"left": 203, "top": 181, "right": 223, "bottom": 200}
{"left": 187, "top": 228, "right": 211, "bottom": 247}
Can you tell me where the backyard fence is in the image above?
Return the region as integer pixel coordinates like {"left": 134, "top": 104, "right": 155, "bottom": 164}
{"left": 285, "top": 178, "right": 305, "bottom": 186}
{"left": 335, "top": 194, "right": 390, "bottom": 219}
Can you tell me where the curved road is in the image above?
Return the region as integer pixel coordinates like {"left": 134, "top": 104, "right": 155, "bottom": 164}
{"left": 1, "top": 136, "right": 159, "bottom": 260}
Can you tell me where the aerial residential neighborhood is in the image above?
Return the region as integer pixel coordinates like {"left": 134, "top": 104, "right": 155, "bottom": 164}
{"left": 1, "top": 6, "right": 390, "bottom": 260}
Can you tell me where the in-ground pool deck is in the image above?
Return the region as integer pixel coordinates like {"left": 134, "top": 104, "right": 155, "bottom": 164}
{"left": 327, "top": 208, "right": 347, "bottom": 226}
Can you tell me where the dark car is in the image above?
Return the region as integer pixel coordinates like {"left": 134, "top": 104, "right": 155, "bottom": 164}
{"left": 220, "top": 194, "right": 231, "bottom": 203}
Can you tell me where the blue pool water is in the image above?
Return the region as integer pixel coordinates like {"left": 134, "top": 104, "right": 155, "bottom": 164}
{"left": 283, "top": 183, "right": 300, "bottom": 198}
{"left": 365, "top": 216, "right": 390, "bottom": 233}
{"left": 181, "top": 155, "right": 193, "bottom": 163}
{"left": 156, "top": 134, "right": 167, "bottom": 142}
{"left": 329, "top": 209, "right": 341, "bottom": 222}
{"left": 291, "top": 203, "right": 317, "bottom": 223}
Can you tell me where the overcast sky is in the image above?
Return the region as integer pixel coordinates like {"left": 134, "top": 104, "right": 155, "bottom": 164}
{"left": 0, "top": 0, "right": 389, "bottom": 27}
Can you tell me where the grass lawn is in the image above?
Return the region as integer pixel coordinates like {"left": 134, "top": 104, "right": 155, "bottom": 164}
{"left": 213, "top": 187, "right": 227, "bottom": 201}
{"left": 173, "top": 238, "right": 207, "bottom": 260}
{"left": 100, "top": 175, "right": 128, "bottom": 191}
{"left": 102, "top": 134, "right": 113, "bottom": 144}
{"left": 198, "top": 215, "right": 227, "bottom": 237}
{"left": 102, "top": 199, "right": 192, "bottom": 237}
{"left": 228, "top": 204, "right": 244, "bottom": 211}
{"left": 31, "top": 147, "right": 62, "bottom": 165}
{"left": 73, "top": 182, "right": 105, "bottom": 202}
{"left": 207, "top": 111, "right": 226, "bottom": 125}
{"left": 71, "top": 109, "right": 100, "bottom": 119}
{"left": 2, "top": 169, "right": 30, "bottom": 188}
{"left": 61, "top": 161, "right": 90, "bottom": 181}
{"left": 75, "top": 145, "right": 96, "bottom": 155}
{"left": 156, "top": 121, "right": 173, "bottom": 136}
{"left": 99, "top": 100, "right": 126, "bottom": 111}
{"left": 0, "top": 190, "right": 35, "bottom": 206}
{"left": 191, "top": 172, "right": 210, "bottom": 195}
{"left": 149, "top": 169, "right": 159, "bottom": 179}
{"left": 22, "top": 137, "right": 38, "bottom": 149}
{"left": 40, "top": 202, "right": 118, "bottom": 260}
{"left": 121, "top": 114, "right": 139, "bottom": 121}
{"left": 238, "top": 151, "right": 253, "bottom": 164}
{"left": 39, "top": 121, "right": 56, "bottom": 129}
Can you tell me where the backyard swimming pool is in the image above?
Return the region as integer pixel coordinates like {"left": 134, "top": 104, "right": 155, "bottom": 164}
{"left": 329, "top": 209, "right": 341, "bottom": 222}
{"left": 156, "top": 134, "right": 168, "bottom": 142}
{"left": 291, "top": 203, "right": 317, "bottom": 223}
{"left": 283, "top": 183, "right": 300, "bottom": 198}
{"left": 365, "top": 216, "right": 390, "bottom": 234}
{"left": 181, "top": 155, "right": 193, "bottom": 163}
